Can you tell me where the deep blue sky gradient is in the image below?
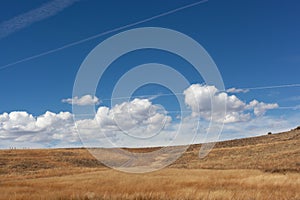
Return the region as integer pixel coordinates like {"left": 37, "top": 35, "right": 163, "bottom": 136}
{"left": 0, "top": 0, "right": 300, "bottom": 116}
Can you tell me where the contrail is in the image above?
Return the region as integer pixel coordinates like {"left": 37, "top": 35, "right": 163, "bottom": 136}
{"left": 99, "top": 83, "right": 300, "bottom": 101}
{"left": 0, "top": 0, "right": 80, "bottom": 39}
{"left": 0, "top": 0, "right": 208, "bottom": 71}
{"left": 277, "top": 105, "right": 300, "bottom": 110}
{"left": 241, "top": 84, "right": 300, "bottom": 91}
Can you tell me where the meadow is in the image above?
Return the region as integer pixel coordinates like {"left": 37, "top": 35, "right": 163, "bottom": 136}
{"left": 0, "top": 128, "right": 299, "bottom": 200}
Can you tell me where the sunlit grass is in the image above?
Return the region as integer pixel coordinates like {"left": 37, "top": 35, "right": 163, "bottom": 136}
{"left": 0, "top": 129, "right": 299, "bottom": 199}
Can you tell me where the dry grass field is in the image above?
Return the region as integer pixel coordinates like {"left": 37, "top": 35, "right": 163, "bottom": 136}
{"left": 0, "top": 128, "right": 299, "bottom": 200}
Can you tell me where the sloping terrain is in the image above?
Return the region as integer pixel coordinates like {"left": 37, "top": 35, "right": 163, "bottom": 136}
{"left": 0, "top": 128, "right": 299, "bottom": 200}
{"left": 173, "top": 128, "right": 300, "bottom": 172}
{"left": 0, "top": 128, "right": 299, "bottom": 176}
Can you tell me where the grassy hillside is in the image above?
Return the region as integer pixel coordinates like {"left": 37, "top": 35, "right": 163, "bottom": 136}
{"left": 173, "top": 128, "right": 300, "bottom": 172}
{"left": 0, "top": 128, "right": 299, "bottom": 199}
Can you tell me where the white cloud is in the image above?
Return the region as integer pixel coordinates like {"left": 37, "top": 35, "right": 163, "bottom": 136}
{"left": 62, "top": 95, "right": 100, "bottom": 106}
{"left": 184, "top": 84, "right": 278, "bottom": 123}
{"left": 219, "top": 114, "right": 300, "bottom": 141}
{"left": 105, "top": 98, "right": 171, "bottom": 133}
{"left": 0, "top": 111, "right": 78, "bottom": 146}
{"left": 246, "top": 100, "right": 279, "bottom": 116}
{"left": 78, "top": 98, "right": 172, "bottom": 142}
{"left": 0, "top": 98, "right": 172, "bottom": 148}
{"left": 0, "top": 84, "right": 283, "bottom": 148}
{"left": 226, "top": 87, "right": 249, "bottom": 93}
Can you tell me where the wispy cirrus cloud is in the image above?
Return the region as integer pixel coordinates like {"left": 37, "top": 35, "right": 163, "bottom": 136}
{"left": 0, "top": 0, "right": 79, "bottom": 39}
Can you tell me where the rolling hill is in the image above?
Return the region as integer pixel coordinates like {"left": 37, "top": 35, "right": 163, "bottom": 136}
{"left": 0, "top": 127, "right": 299, "bottom": 199}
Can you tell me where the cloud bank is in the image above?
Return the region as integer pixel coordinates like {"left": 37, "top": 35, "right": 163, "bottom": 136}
{"left": 0, "top": 84, "right": 283, "bottom": 148}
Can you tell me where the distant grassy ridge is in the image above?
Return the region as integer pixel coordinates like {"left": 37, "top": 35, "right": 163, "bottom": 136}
{"left": 0, "top": 128, "right": 299, "bottom": 200}
{"left": 0, "top": 128, "right": 299, "bottom": 176}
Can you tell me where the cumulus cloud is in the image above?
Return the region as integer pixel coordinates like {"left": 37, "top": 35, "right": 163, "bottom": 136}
{"left": 226, "top": 87, "right": 249, "bottom": 93}
{"left": 247, "top": 100, "right": 279, "bottom": 116}
{"left": 184, "top": 84, "right": 278, "bottom": 123}
{"left": 78, "top": 98, "right": 172, "bottom": 141}
{"left": 0, "top": 98, "right": 172, "bottom": 148}
{"left": 0, "top": 111, "right": 78, "bottom": 145}
{"left": 0, "top": 84, "right": 282, "bottom": 148}
{"left": 62, "top": 95, "right": 100, "bottom": 106}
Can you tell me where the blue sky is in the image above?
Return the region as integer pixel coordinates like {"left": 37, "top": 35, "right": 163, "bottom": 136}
{"left": 0, "top": 0, "right": 299, "bottom": 148}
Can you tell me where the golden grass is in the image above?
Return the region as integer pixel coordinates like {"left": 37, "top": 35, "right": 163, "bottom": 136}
{"left": 0, "top": 129, "right": 299, "bottom": 199}
{"left": 1, "top": 169, "right": 299, "bottom": 200}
